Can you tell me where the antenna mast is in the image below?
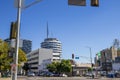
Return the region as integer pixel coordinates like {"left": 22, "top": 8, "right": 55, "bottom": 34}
{"left": 47, "top": 22, "right": 49, "bottom": 38}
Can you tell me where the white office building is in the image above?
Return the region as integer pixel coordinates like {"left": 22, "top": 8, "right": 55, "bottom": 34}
{"left": 27, "top": 48, "right": 53, "bottom": 73}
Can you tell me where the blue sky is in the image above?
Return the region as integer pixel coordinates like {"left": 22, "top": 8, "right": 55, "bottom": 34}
{"left": 1, "top": 0, "right": 120, "bottom": 63}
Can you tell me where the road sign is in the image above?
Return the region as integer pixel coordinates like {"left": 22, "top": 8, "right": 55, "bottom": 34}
{"left": 75, "top": 57, "right": 79, "bottom": 59}
{"left": 68, "top": 0, "right": 86, "bottom": 6}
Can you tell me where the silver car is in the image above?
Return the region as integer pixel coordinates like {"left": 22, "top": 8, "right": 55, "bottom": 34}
{"left": 27, "top": 72, "right": 35, "bottom": 77}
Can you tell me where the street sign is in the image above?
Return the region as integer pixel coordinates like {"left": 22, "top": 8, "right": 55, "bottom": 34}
{"left": 75, "top": 57, "right": 79, "bottom": 59}
{"left": 68, "top": 0, "right": 86, "bottom": 6}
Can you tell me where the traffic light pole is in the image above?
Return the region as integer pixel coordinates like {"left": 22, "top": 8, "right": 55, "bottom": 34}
{"left": 12, "top": 0, "right": 22, "bottom": 80}
{"left": 12, "top": 0, "right": 42, "bottom": 80}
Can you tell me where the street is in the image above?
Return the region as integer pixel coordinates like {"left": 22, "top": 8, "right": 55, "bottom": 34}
{"left": 1, "top": 76, "right": 120, "bottom": 80}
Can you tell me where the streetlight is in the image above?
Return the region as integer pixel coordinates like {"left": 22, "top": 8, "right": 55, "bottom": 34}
{"left": 86, "top": 47, "right": 92, "bottom": 67}
{"left": 86, "top": 46, "right": 94, "bottom": 78}
{"left": 12, "top": 0, "right": 42, "bottom": 80}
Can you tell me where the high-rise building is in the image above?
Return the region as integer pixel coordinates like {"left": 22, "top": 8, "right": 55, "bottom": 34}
{"left": 41, "top": 38, "right": 62, "bottom": 61}
{"left": 4, "top": 38, "right": 32, "bottom": 54}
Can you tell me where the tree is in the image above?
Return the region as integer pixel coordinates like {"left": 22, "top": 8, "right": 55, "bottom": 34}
{"left": 47, "top": 62, "right": 59, "bottom": 73}
{"left": 18, "top": 49, "right": 27, "bottom": 64}
{"left": 0, "top": 39, "right": 11, "bottom": 72}
{"left": 47, "top": 59, "right": 72, "bottom": 74}
{"left": 57, "top": 60, "right": 72, "bottom": 74}
{"left": 0, "top": 39, "right": 27, "bottom": 73}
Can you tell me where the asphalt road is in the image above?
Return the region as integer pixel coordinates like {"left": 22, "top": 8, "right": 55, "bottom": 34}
{"left": 1, "top": 76, "right": 120, "bottom": 80}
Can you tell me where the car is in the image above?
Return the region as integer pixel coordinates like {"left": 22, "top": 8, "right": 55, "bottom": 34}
{"left": 38, "top": 71, "right": 54, "bottom": 77}
{"left": 85, "top": 72, "right": 92, "bottom": 77}
{"left": 85, "top": 72, "right": 96, "bottom": 77}
{"left": 60, "top": 74, "right": 67, "bottom": 77}
{"left": 46, "top": 72, "right": 54, "bottom": 77}
{"left": 53, "top": 73, "right": 59, "bottom": 77}
{"left": 27, "top": 72, "right": 35, "bottom": 77}
{"left": 100, "top": 71, "right": 107, "bottom": 76}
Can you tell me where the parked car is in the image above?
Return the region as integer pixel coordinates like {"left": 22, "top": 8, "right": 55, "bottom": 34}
{"left": 85, "top": 72, "right": 96, "bottom": 77}
{"left": 85, "top": 72, "right": 92, "bottom": 77}
{"left": 53, "top": 73, "right": 59, "bottom": 77}
{"left": 107, "top": 73, "right": 115, "bottom": 78}
{"left": 60, "top": 74, "right": 67, "bottom": 77}
{"left": 46, "top": 72, "right": 55, "bottom": 77}
{"left": 100, "top": 71, "right": 107, "bottom": 76}
{"left": 38, "top": 71, "right": 54, "bottom": 77}
{"left": 27, "top": 72, "right": 35, "bottom": 77}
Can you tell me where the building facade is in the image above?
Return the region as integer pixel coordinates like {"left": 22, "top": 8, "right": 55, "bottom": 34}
{"left": 100, "top": 46, "right": 117, "bottom": 63}
{"left": 4, "top": 38, "right": 32, "bottom": 54}
{"left": 27, "top": 48, "right": 53, "bottom": 73}
{"left": 41, "top": 38, "right": 62, "bottom": 61}
{"left": 95, "top": 46, "right": 118, "bottom": 71}
{"left": 72, "top": 61, "right": 91, "bottom": 76}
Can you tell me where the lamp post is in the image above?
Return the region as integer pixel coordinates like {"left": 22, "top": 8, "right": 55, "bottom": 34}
{"left": 86, "top": 46, "right": 94, "bottom": 78}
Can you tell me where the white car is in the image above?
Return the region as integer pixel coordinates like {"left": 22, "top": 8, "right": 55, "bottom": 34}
{"left": 60, "top": 74, "right": 67, "bottom": 77}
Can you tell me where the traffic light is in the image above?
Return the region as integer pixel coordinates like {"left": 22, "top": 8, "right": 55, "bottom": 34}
{"left": 72, "top": 53, "right": 74, "bottom": 59}
{"left": 10, "top": 22, "right": 17, "bottom": 39}
{"left": 68, "top": 0, "right": 86, "bottom": 6}
{"left": 91, "top": 0, "right": 99, "bottom": 7}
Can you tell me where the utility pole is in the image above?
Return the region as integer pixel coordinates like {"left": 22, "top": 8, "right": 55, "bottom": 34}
{"left": 12, "top": 0, "right": 42, "bottom": 80}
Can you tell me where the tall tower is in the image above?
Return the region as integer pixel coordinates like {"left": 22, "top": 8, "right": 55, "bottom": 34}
{"left": 41, "top": 23, "right": 62, "bottom": 61}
